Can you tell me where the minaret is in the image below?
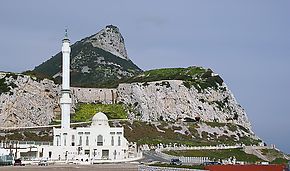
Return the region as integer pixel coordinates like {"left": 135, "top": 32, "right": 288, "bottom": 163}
{"left": 60, "top": 29, "right": 71, "bottom": 129}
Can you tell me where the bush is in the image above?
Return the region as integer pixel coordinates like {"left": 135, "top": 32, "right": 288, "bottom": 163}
{"left": 0, "top": 78, "right": 10, "bottom": 94}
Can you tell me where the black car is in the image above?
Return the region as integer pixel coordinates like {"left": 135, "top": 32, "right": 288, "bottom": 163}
{"left": 203, "top": 161, "right": 221, "bottom": 165}
{"left": 38, "top": 159, "right": 48, "bottom": 166}
{"left": 170, "top": 158, "right": 182, "bottom": 165}
{"left": 14, "top": 159, "right": 25, "bottom": 166}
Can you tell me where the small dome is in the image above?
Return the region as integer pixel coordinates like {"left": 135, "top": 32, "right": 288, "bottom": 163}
{"left": 92, "top": 112, "right": 108, "bottom": 121}
{"left": 91, "top": 112, "right": 109, "bottom": 127}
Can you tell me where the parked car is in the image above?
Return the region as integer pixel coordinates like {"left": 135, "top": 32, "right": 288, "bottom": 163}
{"left": 14, "top": 159, "right": 25, "bottom": 166}
{"left": 203, "top": 161, "right": 221, "bottom": 165}
{"left": 38, "top": 159, "right": 48, "bottom": 166}
{"left": 170, "top": 158, "right": 182, "bottom": 165}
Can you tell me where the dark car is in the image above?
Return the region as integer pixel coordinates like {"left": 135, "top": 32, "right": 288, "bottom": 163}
{"left": 203, "top": 161, "right": 221, "bottom": 165}
{"left": 14, "top": 159, "right": 25, "bottom": 166}
{"left": 38, "top": 159, "right": 48, "bottom": 166}
{"left": 170, "top": 158, "right": 182, "bottom": 165}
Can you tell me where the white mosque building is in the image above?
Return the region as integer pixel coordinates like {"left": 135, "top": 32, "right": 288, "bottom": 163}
{"left": 0, "top": 31, "right": 141, "bottom": 164}
{"left": 46, "top": 111, "right": 138, "bottom": 163}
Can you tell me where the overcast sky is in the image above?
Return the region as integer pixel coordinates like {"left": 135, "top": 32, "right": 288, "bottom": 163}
{"left": 0, "top": 0, "right": 289, "bottom": 153}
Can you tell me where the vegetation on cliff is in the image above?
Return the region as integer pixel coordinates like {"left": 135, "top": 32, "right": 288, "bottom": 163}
{"left": 122, "top": 121, "right": 260, "bottom": 146}
{"left": 0, "top": 73, "right": 18, "bottom": 95}
{"left": 122, "top": 67, "right": 224, "bottom": 92}
{"left": 33, "top": 27, "right": 142, "bottom": 88}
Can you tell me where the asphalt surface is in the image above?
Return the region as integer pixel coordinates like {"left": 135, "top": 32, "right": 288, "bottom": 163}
{"left": 139, "top": 151, "right": 169, "bottom": 163}
{"left": 0, "top": 151, "right": 170, "bottom": 171}
{"left": 0, "top": 164, "right": 138, "bottom": 171}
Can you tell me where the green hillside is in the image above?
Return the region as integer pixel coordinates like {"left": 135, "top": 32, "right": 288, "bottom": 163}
{"left": 33, "top": 32, "right": 142, "bottom": 88}
{"left": 123, "top": 67, "right": 224, "bottom": 92}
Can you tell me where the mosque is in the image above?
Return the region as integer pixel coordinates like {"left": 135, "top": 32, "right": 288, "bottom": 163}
{"left": 45, "top": 111, "right": 137, "bottom": 163}
{"left": 0, "top": 31, "right": 141, "bottom": 164}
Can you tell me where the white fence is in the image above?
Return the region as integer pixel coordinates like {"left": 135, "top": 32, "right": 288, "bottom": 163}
{"left": 0, "top": 140, "right": 53, "bottom": 148}
{"left": 156, "top": 151, "right": 211, "bottom": 164}
{"left": 150, "top": 144, "right": 245, "bottom": 165}
{"left": 142, "top": 144, "right": 244, "bottom": 151}
{"left": 158, "top": 145, "right": 243, "bottom": 151}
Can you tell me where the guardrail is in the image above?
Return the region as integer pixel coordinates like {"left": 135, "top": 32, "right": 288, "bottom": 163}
{"left": 0, "top": 119, "right": 128, "bottom": 131}
{"left": 0, "top": 140, "right": 53, "bottom": 148}
{"left": 156, "top": 151, "right": 211, "bottom": 164}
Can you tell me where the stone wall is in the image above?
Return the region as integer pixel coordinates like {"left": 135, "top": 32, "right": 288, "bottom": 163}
{"left": 72, "top": 87, "right": 117, "bottom": 104}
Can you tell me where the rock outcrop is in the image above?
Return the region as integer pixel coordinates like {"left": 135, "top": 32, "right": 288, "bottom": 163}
{"left": 117, "top": 80, "right": 252, "bottom": 131}
{"left": 0, "top": 73, "right": 59, "bottom": 127}
{"left": 33, "top": 25, "right": 142, "bottom": 88}
{"left": 0, "top": 66, "right": 253, "bottom": 135}
{"left": 85, "top": 25, "right": 128, "bottom": 60}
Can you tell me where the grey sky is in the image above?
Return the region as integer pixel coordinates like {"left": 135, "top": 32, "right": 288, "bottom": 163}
{"left": 0, "top": 0, "right": 289, "bottom": 153}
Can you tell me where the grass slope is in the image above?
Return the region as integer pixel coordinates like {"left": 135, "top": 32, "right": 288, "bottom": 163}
{"left": 122, "top": 67, "right": 224, "bottom": 92}
{"left": 34, "top": 40, "right": 142, "bottom": 88}
{"left": 122, "top": 121, "right": 260, "bottom": 146}
{"left": 72, "top": 103, "right": 128, "bottom": 122}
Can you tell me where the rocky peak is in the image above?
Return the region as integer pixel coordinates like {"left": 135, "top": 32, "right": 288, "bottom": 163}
{"left": 84, "top": 25, "right": 128, "bottom": 60}
{"left": 33, "top": 25, "right": 141, "bottom": 88}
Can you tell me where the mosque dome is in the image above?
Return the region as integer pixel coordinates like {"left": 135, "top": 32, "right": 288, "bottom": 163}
{"left": 91, "top": 112, "right": 109, "bottom": 127}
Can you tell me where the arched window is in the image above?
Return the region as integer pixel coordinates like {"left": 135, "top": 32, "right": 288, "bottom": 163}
{"left": 63, "top": 133, "right": 67, "bottom": 146}
{"left": 118, "top": 136, "right": 121, "bottom": 146}
{"left": 97, "top": 135, "right": 103, "bottom": 146}
{"left": 111, "top": 136, "right": 114, "bottom": 146}
{"left": 56, "top": 135, "right": 60, "bottom": 146}
{"left": 71, "top": 135, "right": 75, "bottom": 146}
{"left": 86, "top": 136, "right": 89, "bottom": 146}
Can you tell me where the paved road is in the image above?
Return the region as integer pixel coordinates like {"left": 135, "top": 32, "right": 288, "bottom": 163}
{"left": 139, "top": 151, "right": 169, "bottom": 163}
{"left": 0, "top": 151, "right": 170, "bottom": 171}
{"left": 0, "top": 163, "right": 138, "bottom": 171}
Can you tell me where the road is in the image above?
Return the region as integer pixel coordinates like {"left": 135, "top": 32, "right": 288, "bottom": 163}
{"left": 0, "top": 163, "right": 138, "bottom": 171}
{"left": 138, "top": 151, "right": 170, "bottom": 163}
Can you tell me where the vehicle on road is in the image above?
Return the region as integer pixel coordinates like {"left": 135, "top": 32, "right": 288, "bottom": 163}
{"left": 13, "top": 159, "right": 25, "bottom": 166}
{"left": 203, "top": 161, "right": 221, "bottom": 165}
{"left": 170, "top": 158, "right": 182, "bottom": 165}
{"left": 38, "top": 159, "right": 48, "bottom": 166}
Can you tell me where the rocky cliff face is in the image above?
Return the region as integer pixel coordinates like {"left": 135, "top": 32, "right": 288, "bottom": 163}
{"left": 33, "top": 25, "right": 142, "bottom": 88}
{"left": 117, "top": 67, "right": 252, "bottom": 132}
{"left": 0, "top": 66, "right": 253, "bottom": 134}
{"left": 0, "top": 73, "right": 59, "bottom": 127}
{"left": 85, "top": 25, "right": 128, "bottom": 60}
{"left": 117, "top": 80, "right": 252, "bottom": 131}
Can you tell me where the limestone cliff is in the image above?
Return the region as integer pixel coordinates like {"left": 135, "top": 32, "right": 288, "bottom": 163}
{"left": 0, "top": 72, "right": 59, "bottom": 127}
{"left": 117, "top": 67, "right": 252, "bottom": 132}
{"left": 117, "top": 80, "right": 251, "bottom": 131}
{"left": 85, "top": 25, "right": 128, "bottom": 60}
{"left": 0, "top": 66, "right": 253, "bottom": 133}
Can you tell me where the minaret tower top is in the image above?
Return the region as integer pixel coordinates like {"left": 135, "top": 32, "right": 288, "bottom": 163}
{"left": 63, "top": 28, "right": 70, "bottom": 43}
{"left": 60, "top": 28, "right": 72, "bottom": 129}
